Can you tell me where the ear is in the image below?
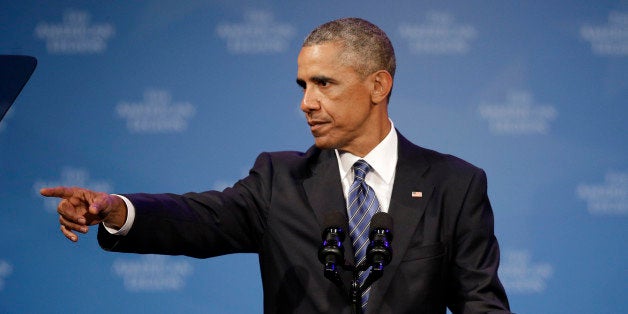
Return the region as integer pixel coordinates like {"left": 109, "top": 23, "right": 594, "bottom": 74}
{"left": 370, "top": 70, "right": 393, "bottom": 104}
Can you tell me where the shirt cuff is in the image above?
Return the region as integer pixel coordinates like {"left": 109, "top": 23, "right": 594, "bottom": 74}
{"left": 102, "top": 194, "right": 136, "bottom": 236}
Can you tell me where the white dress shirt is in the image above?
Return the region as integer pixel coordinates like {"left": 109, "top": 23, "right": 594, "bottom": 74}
{"left": 335, "top": 120, "right": 398, "bottom": 213}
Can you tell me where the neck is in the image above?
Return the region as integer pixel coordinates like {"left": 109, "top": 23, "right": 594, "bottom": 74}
{"left": 343, "top": 117, "right": 392, "bottom": 157}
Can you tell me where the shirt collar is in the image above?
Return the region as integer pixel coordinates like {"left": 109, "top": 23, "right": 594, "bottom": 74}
{"left": 335, "top": 119, "right": 398, "bottom": 184}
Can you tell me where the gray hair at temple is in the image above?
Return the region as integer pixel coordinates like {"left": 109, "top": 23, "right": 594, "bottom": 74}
{"left": 303, "top": 18, "right": 396, "bottom": 80}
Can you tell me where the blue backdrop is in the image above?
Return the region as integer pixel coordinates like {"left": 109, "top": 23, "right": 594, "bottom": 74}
{"left": 1, "top": 1, "right": 627, "bottom": 313}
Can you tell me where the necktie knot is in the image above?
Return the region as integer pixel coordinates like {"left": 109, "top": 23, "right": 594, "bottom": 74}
{"left": 352, "top": 159, "right": 371, "bottom": 182}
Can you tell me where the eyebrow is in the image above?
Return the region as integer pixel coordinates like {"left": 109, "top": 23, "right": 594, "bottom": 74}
{"left": 296, "top": 78, "right": 305, "bottom": 88}
{"left": 312, "top": 75, "right": 333, "bottom": 85}
{"left": 296, "top": 75, "right": 335, "bottom": 88}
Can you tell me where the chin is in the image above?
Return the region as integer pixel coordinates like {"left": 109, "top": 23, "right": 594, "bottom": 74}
{"left": 313, "top": 138, "right": 335, "bottom": 150}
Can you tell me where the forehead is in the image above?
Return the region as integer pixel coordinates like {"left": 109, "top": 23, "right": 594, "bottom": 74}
{"left": 298, "top": 43, "right": 341, "bottom": 65}
{"left": 297, "top": 43, "right": 357, "bottom": 75}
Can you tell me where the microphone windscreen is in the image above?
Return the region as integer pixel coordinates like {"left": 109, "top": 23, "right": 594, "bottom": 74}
{"left": 322, "top": 211, "right": 348, "bottom": 233}
{"left": 369, "top": 212, "right": 393, "bottom": 234}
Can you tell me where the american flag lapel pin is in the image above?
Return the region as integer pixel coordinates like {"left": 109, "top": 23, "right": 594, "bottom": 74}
{"left": 411, "top": 191, "right": 423, "bottom": 198}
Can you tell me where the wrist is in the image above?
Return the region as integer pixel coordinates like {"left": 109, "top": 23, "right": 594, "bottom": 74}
{"left": 103, "top": 195, "right": 128, "bottom": 229}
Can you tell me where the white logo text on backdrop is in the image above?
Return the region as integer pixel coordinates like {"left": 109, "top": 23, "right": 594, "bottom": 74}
{"left": 116, "top": 89, "right": 196, "bottom": 134}
{"left": 478, "top": 91, "right": 558, "bottom": 135}
{"left": 581, "top": 11, "right": 628, "bottom": 56}
{"left": 398, "top": 11, "right": 477, "bottom": 55}
{"left": 216, "top": 10, "right": 296, "bottom": 54}
{"left": 112, "top": 255, "right": 193, "bottom": 292}
{"left": 577, "top": 171, "right": 628, "bottom": 215}
{"left": 499, "top": 249, "right": 553, "bottom": 294}
{"left": 34, "top": 9, "right": 115, "bottom": 54}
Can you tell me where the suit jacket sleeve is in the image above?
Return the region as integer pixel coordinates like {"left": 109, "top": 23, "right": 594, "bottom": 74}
{"left": 447, "top": 168, "right": 510, "bottom": 313}
{"left": 97, "top": 152, "right": 274, "bottom": 258}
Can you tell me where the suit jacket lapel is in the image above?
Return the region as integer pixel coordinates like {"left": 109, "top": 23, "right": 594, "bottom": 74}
{"left": 367, "top": 132, "right": 434, "bottom": 313}
{"left": 301, "top": 148, "right": 354, "bottom": 260}
{"left": 301, "top": 148, "right": 359, "bottom": 296}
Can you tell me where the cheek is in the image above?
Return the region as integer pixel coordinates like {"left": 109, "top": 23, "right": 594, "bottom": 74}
{"left": 324, "top": 86, "right": 370, "bottom": 125}
{"left": 329, "top": 109, "right": 365, "bottom": 134}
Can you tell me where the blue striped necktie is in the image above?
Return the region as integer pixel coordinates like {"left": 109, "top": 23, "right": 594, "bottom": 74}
{"left": 347, "top": 159, "right": 381, "bottom": 311}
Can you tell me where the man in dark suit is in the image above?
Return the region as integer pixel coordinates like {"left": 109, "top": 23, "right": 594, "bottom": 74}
{"left": 41, "top": 18, "right": 510, "bottom": 313}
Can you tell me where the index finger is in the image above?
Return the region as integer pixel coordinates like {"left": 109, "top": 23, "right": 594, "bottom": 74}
{"left": 40, "top": 186, "right": 77, "bottom": 199}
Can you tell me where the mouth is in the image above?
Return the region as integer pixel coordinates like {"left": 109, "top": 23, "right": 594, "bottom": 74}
{"left": 307, "top": 120, "right": 329, "bottom": 134}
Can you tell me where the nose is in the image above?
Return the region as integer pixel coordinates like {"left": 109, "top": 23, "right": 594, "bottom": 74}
{"left": 300, "top": 88, "right": 319, "bottom": 113}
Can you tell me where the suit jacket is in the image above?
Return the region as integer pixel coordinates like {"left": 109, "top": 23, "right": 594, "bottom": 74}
{"left": 98, "top": 131, "right": 510, "bottom": 313}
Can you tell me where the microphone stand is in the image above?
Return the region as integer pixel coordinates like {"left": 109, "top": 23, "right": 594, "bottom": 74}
{"left": 350, "top": 260, "right": 385, "bottom": 314}
{"left": 322, "top": 259, "right": 344, "bottom": 290}
{"left": 350, "top": 278, "right": 362, "bottom": 314}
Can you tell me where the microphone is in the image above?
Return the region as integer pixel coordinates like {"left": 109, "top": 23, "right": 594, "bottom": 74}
{"left": 318, "top": 211, "right": 347, "bottom": 289}
{"left": 366, "top": 212, "right": 393, "bottom": 268}
{"left": 356, "top": 212, "right": 393, "bottom": 292}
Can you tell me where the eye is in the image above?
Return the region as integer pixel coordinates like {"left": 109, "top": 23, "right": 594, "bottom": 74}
{"left": 312, "top": 76, "right": 331, "bottom": 87}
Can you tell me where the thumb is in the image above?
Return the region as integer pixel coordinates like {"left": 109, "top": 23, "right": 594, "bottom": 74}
{"left": 88, "top": 193, "right": 112, "bottom": 218}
